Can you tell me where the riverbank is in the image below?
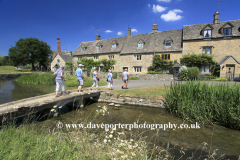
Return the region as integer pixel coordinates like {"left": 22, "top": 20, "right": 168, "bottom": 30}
{"left": 0, "top": 66, "right": 32, "bottom": 74}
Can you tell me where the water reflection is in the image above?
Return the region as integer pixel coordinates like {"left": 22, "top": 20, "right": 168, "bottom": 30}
{"left": 40, "top": 102, "right": 240, "bottom": 159}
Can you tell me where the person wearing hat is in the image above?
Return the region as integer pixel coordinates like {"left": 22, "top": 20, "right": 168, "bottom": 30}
{"left": 122, "top": 68, "right": 130, "bottom": 89}
{"left": 107, "top": 69, "right": 113, "bottom": 90}
{"left": 54, "top": 65, "right": 67, "bottom": 97}
{"left": 75, "top": 64, "right": 85, "bottom": 92}
{"left": 91, "top": 68, "right": 100, "bottom": 91}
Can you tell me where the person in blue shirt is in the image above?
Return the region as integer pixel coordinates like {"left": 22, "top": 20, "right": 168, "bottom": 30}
{"left": 108, "top": 70, "right": 113, "bottom": 90}
{"left": 75, "top": 64, "right": 85, "bottom": 92}
{"left": 54, "top": 65, "right": 67, "bottom": 97}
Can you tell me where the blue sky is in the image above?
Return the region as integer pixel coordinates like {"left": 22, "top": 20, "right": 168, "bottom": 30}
{"left": 0, "top": 0, "right": 239, "bottom": 56}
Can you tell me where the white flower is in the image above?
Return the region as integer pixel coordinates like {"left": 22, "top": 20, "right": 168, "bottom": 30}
{"left": 98, "top": 105, "right": 101, "bottom": 107}
{"left": 105, "top": 128, "right": 109, "bottom": 132}
{"left": 109, "top": 134, "right": 113, "bottom": 138}
{"left": 105, "top": 136, "right": 109, "bottom": 139}
{"left": 130, "top": 139, "right": 133, "bottom": 142}
{"left": 108, "top": 139, "right": 111, "bottom": 142}
{"left": 110, "top": 130, "right": 114, "bottom": 134}
{"left": 104, "top": 139, "right": 107, "bottom": 143}
{"left": 128, "top": 145, "right": 132, "bottom": 149}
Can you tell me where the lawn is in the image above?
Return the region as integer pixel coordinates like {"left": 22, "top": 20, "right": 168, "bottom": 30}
{"left": 107, "top": 86, "right": 169, "bottom": 99}
{"left": 0, "top": 66, "right": 32, "bottom": 74}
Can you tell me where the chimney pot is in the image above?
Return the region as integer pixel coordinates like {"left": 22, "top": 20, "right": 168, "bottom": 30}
{"left": 152, "top": 24, "right": 158, "bottom": 33}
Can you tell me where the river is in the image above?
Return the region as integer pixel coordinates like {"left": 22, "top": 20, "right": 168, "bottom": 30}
{"left": 0, "top": 78, "right": 239, "bottom": 159}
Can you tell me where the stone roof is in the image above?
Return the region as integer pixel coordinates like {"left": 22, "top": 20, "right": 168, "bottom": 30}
{"left": 173, "top": 62, "right": 181, "bottom": 68}
{"left": 73, "top": 29, "right": 183, "bottom": 56}
{"left": 183, "top": 20, "right": 240, "bottom": 40}
{"left": 218, "top": 55, "right": 240, "bottom": 65}
{"left": 73, "top": 36, "right": 128, "bottom": 56}
{"left": 121, "top": 29, "right": 182, "bottom": 54}
{"left": 52, "top": 51, "right": 66, "bottom": 60}
{"left": 53, "top": 53, "right": 72, "bottom": 63}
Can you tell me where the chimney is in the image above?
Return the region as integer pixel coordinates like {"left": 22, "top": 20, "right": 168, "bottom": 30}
{"left": 67, "top": 51, "right": 72, "bottom": 57}
{"left": 57, "top": 37, "right": 61, "bottom": 54}
{"left": 65, "top": 49, "right": 67, "bottom": 53}
{"left": 96, "top": 34, "right": 101, "bottom": 41}
{"left": 128, "top": 28, "right": 131, "bottom": 36}
{"left": 152, "top": 23, "right": 158, "bottom": 32}
{"left": 213, "top": 11, "right": 220, "bottom": 24}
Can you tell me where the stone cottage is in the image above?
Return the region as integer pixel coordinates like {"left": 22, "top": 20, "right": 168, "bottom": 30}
{"left": 51, "top": 37, "right": 73, "bottom": 71}
{"left": 73, "top": 12, "right": 240, "bottom": 78}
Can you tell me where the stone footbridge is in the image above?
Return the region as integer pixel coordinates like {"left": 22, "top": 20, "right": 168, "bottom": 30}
{"left": 0, "top": 90, "right": 100, "bottom": 123}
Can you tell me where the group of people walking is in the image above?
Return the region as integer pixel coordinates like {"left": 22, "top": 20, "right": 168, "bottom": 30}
{"left": 53, "top": 64, "right": 130, "bottom": 97}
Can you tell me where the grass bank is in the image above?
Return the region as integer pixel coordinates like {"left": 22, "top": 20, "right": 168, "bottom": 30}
{"left": 0, "top": 66, "right": 32, "bottom": 74}
{"left": 166, "top": 81, "right": 240, "bottom": 129}
{"left": 16, "top": 72, "right": 107, "bottom": 87}
{"left": 109, "top": 86, "right": 168, "bottom": 100}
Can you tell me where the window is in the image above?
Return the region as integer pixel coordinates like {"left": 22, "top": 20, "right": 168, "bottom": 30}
{"left": 201, "top": 65, "right": 210, "bottom": 73}
{"left": 97, "top": 46, "right": 101, "bottom": 50}
{"left": 109, "top": 55, "right": 114, "bottom": 60}
{"left": 138, "top": 42, "right": 143, "bottom": 48}
{"left": 223, "top": 27, "right": 232, "bottom": 36}
{"left": 94, "top": 55, "right": 99, "bottom": 59}
{"left": 81, "top": 47, "right": 85, "bottom": 51}
{"left": 161, "top": 68, "right": 170, "bottom": 73}
{"left": 78, "top": 57, "right": 82, "bottom": 61}
{"left": 110, "top": 66, "right": 114, "bottom": 71}
{"left": 112, "top": 44, "right": 116, "bottom": 48}
{"left": 202, "top": 48, "right": 211, "bottom": 55}
{"left": 134, "top": 55, "right": 141, "bottom": 60}
{"left": 57, "top": 59, "right": 60, "bottom": 63}
{"left": 161, "top": 54, "right": 170, "bottom": 60}
{"left": 165, "top": 41, "right": 172, "bottom": 46}
{"left": 134, "top": 67, "right": 141, "bottom": 72}
{"left": 204, "top": 29, "right": 212, "bottom": 37}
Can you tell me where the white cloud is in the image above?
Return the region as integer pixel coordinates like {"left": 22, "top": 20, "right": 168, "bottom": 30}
{"left": 152, "top": 5, "right": 167, "bottom": 13}
{"left": 157, "top": 0, "right": 171, "bottom": 2}
{"left": 160, "top": 9, "right": 183, "bottom": 21}
{"left": 117, "top": 32, "right": 123, "bottom": 35}
{"left": 105, "top": 30, "right": 112, "bottom": 33}
{"left": 131, "top": 29, "right": 138, "bottom": 32}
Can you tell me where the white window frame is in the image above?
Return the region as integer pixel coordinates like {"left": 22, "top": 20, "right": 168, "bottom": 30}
{"left": 94, "top": 55, "right": 99, "bottom": 59}
{"left": 97, "top": 46, "right": 101, "bottom": 50}
{"left": 81, "top": 47, "right": 85, "bottom": 51}
{"left": 134, "top": 67, "right": 142, "bottom": 72}
{"left": 112, "top": 44, "right": 116, "bottom": 48}
{"left": 138, "top": 42, "right": 143, "bottom": 48}
{"left": 165, "top": 41, "right": 172, "bottom": 47}
{"left": 57, "top": 59, "right": 60, "bottom": 63}
{"left": 204, "top": 29, "right": 212, "bottom": 37}
{"left": 109, "top": 55, "right": 114, "bottom": 60}
{"left": 134, "top": 55, "right": 141, "bottom": 60}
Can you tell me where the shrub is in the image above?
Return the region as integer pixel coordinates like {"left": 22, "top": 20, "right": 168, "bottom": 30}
{"left": 233, "top": 77, "right": 240, "bottom": 82}
{"left": 212, "top": 78, "right": 229, "bottom": 81}
{"left": 197, "top": 75, "right": 216, "bottom": 81}
{"left": 112, "top": 73, "right": 117, "bottom": 79}
{"left": 130, "top": 77, "right": 139, "bottom": 80}
{"left": 179, "top": 67, "right": 200, "bottom": 81}
{"left": 147, "top": 71, "right": 164, "bottom": 74}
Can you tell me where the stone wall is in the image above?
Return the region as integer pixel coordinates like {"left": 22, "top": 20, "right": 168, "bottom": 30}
{"left": 0, "top": 73, "right": 31, "bottom": 79}
{"left": 116, "top": 73, "right": 173, "bottom": 81}
{"left": 97, "top": 91, "right": 169, "bottom": 108}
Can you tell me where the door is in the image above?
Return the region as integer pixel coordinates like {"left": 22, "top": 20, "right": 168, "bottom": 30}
{"left": 123, "top": 67, "right": 128, "bottom": 72}
{"left": 173, "top": 68, "right": 179, "bottom": 77}
{"left": 226, "top": 64, "right": 235, "bottom": 79}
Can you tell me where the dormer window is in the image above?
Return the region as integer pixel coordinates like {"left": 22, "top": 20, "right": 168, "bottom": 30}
{"left": 81, "top": 47, "right": 85, "bottom": 51}
{"left": 223, "top": 27, "right": 232, "bottom": 36}
{"left": 165, "top": 41, "right": 172, "bottom": 46}
{"left": 96, "top": 42, "right": 101, "bottom": 50}
{"left": 204, "top": 29, "right": 212, "bottom": 37}
{"left": 137, "top": 40, "right": 144, "bottom": 48}
{"left": 112, "top": 44, "right": 116, "bottom": 48}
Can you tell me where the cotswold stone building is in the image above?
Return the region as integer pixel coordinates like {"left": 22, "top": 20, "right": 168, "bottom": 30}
{"left": 73, "top": 12, "right": 240, "bottom": 78}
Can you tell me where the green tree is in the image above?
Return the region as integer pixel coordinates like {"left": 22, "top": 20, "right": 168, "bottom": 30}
{"left": 8, "top": 38, "right": 52, "bottom": 70}
{"left": 148, "top": 55, "right": 176, "bottom": 73}
{"left": 100, "top": 58, "right": 116, "bottom": 72}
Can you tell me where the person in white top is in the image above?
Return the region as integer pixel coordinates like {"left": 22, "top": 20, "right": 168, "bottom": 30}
{"left": 122, "top": 69, "right": 130, "bottom": 89}
{"left": 107, "top": 70, "right": 113, "bottom": 90}
{"left": 91, "top": 69, "right": 100, "bottom": 91}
